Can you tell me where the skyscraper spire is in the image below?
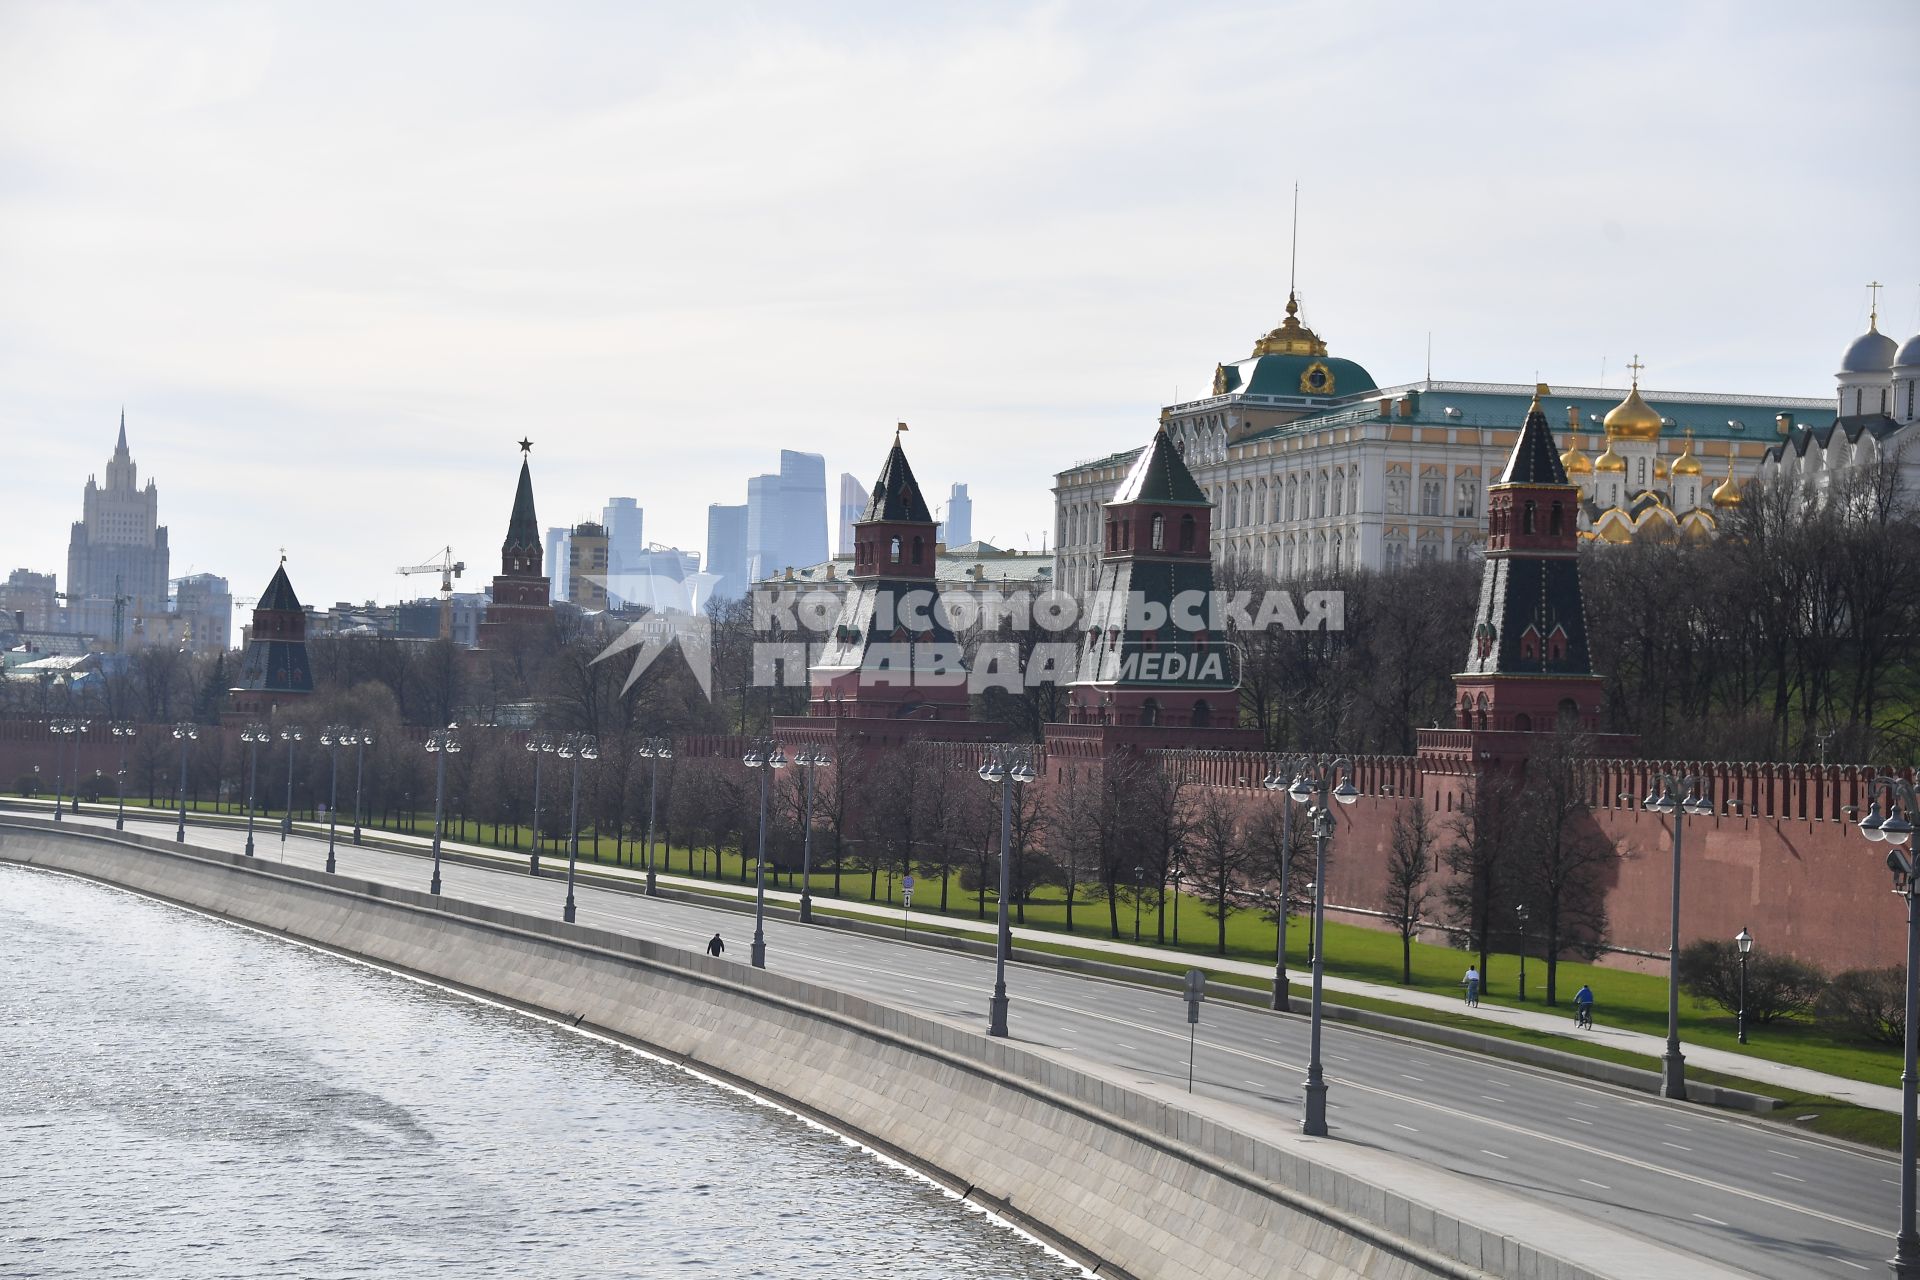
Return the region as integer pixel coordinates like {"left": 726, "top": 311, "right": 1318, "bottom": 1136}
{"left": 116, "top": 408, "right": 128, "bottom": 454}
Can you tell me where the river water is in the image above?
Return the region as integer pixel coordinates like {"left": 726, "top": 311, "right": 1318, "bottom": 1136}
{"left": 0, "top": 866, "right": 1089, "bottom": 1279}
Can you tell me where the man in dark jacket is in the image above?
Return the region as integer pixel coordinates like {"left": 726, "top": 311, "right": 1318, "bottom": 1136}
{"left": 706, "top": 932, "right": 724, "bottom": 957}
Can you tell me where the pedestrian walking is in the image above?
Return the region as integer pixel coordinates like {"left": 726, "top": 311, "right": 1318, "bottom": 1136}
{"left": 1574, "top": 983, "right": 1594, "bottom": 1029}
{"left": 1462, "top": 965, "right": 1481, "bottom": 1007}
{"left": 706, "top": 932, "right": 724, "bottom": 958}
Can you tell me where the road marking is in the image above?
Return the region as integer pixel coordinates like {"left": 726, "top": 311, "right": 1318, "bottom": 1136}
{"left": 1692, "top": 1213, "right": 1729, "bottom": 1227}
{"left": 1401, "top": 1074, "right": 1425, "bottom": 1082}
{"left": 1331, "top": 1054, "right": 1352, "bottom": 1062}
{"left": 1577, "top": 1178, "right": 1610, "bottom": 1190}
{"left": 1766, "top": 1149, "right": 1799, "bottom": 1160}
{"left": 1394, "top": 1123, "right": 1419, "bottom": 1133}
{"left": 1826, "top": 1256, "right": 1871, "bottom": 1272}
{"left": 1662, "top": 1142, "right": 1692, "bottom": 1152}
{"left": 1663, "top": 1123, "right": 1691, "bottom": 1132}
{"left": 1479, "top": 1095, "right": 1503, "bottom": 1102}
{"left": 1565, "top": 1116, "right": 1593, "bottom": 1126}
{"left": 1573, "top": 1101, "right": 1600, "bottom": 1110}
{"left": 1772, "top": 1171, "right": 1805, "bottom": 1183}
{"left": 1243, "top": 1079, "right": 1262, "bottom": 1087}
{"left": 1480, "top": 1149, "right": 1508, "bottom": 1160}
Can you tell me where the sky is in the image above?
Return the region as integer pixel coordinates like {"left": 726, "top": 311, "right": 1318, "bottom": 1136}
{"left": 2, "top": 0, "right": 1917, "bottom": 611}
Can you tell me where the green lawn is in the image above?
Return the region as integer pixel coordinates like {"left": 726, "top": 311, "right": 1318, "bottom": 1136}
{"left": 84, "top": 795, "right": 1901, "bottom": 1096}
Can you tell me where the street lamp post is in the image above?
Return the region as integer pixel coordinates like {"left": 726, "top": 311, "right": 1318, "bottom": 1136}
{"left": 526, "top": 732, "right": 554, "bottom": 875}
{"left": 171, "top": 722, "right": 199, "bottom": 841}
{"left": 1516, "top": 904, "right": 1531, "bottom": 1002}
{"left": 51, "top": 718, "right": 88, "bottom": 821}
{"left": 794, "top": 747, "right": 832, "bottom": 922}
{"left": 559, "top": 732, "right": 598, "bottom": 924}
{"left": 1855, "top": 779, "right": 1919, "bottom": 1279}
{"left": 320, "top": 726, "right": 358, "bottom": 874}
{"left": 424, "top": 724, "right": 461, "bottom": 895}
{"left": 350, "top": 730, "right": 373, "bottom": 845}
{"left": 278, "top": 725, "right": 305, "bottom": 851}
{"left": 239, "top": 723, "right": 269, "bottom": 856}
{"left": 1645, "top": 773, "right": 1713, "bottom": 1100}
{"left": 1285, "top": 757, "right": 1358, "bottom": 1137}
{"left": 1261, "top": 763, "right": 1304, "bottom": 1012}
{"left": 1735, "top": 926, "right": 1753, "bottom": 1045}
{"left": 980, "top": 746, "right": 1037, "bottom": 1036}
{"left": 111, "top": 722, "right": 136, "bottom": 831}
{"left": 743, "top": 738, "right": 787, "bottom": 967}
{"left": 636, "top": 736, "right": 673, "bottom": 896}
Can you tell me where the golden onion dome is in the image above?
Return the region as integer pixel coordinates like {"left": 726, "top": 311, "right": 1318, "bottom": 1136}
{"left": 1711, "top": 461, "right": 1743, "bottom": 508}
{"left": 1560, "top": 436, "right": 1594, "bottom": 474}
{"left": 1671, "top": 435, "right": 1703, "bottom": 476}
{"left": 1653, "top": 457, "right": 1669, "bottom": 480}
{"left": 1603, "top": 381, "right": 1664, "bottom": 441}
{"left": 1594, "top": 443, "right": 1627, "bottom": 472}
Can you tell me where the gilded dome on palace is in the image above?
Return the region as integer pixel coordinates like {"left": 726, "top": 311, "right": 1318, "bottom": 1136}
{"left": 1594, "top": 443, "right": 1627, "bottom": 472}
{"left": 1252, "top": 292, "right": 1329, "bottom": 358}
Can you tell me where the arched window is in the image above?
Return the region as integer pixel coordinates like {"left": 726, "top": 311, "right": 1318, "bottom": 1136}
{"left": 1347, "top": 469, "right": 1359, "bottom": 514}
{"left": 1549, "top": 502, "right": 1563, "bottom": 535}
{"left": 1459, "top": 696, "right": 1473, "bottom": 728}
{"left": 911, "top": 536, "right": 923, "bottom": 564}
{"left": 890, "top": 536, "right": 901, "bottom": 562}
{"left": 1285, "top": 475, "right": 1298, "bottom": 521}
{"left": 1140, "top": 698, "right": 1160, "bottom": 727}
{"left": 1476, "top": 694, "right": 1489, "bottom": 729}
{"left": 1150, "top": 513, "right": 1165, "bottom": 550}
{"left": 1557, "top": 697, "right": 1579, "bottom": 726}
{"left": 1522, "top": 501, "right": 1536, "bottom": 534}
{"left": 1515, "top": 713, "right": 1533, "bottom": 733}
{"left": 1316, "top": 472, "right": 1329, "bottom": 518}
{"left": 1179, "top": 514, "right": 1196, "bottom": 551}
{"left": 1191, "top": 700, "right": 1212, "bottom": 728}
{"left": 1333, "top": 467, "right": 1345, "bottom": 516}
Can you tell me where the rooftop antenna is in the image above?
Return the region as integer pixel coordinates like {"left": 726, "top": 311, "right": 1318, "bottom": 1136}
{"left": 1600, "top": 354, "right": 1607, "bottom": 386}
{"left": 1425, "top": 332, "right": 1432, "bottom": 383}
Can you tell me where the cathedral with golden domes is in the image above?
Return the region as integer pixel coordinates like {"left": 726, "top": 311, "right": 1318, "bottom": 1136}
{"left": 1556, "top": 362, "right": 1743, "bottom": 542}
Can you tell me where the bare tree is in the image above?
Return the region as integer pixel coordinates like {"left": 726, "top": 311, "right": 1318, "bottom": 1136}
{"left": 1187, "top": 796, "right": 1249, "bottom": 955}
{"left": 1383, "top": 797, "right": 1436, "bottom": 984}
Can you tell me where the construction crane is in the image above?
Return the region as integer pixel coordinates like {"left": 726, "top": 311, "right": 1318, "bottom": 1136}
{"left": 396, "top": 547, "right": 466, "bottom": 641}
{"left": 54, "top": 574, "right": 133, "bottom": 652}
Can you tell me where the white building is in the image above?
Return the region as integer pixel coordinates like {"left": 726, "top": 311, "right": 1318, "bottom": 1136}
{"left": 1757, "top": 307, "right": 1920, "bottom": 497}
{"left": 1053, "top": 295, "right": 1835, "bottom": 595}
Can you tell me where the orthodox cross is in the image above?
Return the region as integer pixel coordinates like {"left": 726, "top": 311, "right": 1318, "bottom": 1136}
{"left": 1867, "top": 281, "right": 1883, "bottom": 327}
{"left": 1626, "top": 355, "right": 1645, "bottom": 385}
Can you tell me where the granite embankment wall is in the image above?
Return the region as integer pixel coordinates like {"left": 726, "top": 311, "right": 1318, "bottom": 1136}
{"left": 0, "top": 819, "right": 1726, "bottom": 1280}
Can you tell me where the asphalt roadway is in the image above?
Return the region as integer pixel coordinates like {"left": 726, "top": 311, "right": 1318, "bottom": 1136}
{"left": 36, "top": 809, "right": 1908, "bottom": 1280}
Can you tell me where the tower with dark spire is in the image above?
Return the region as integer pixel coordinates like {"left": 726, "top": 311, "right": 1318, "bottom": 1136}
{"left": 478, "top": 441, "right": 555, "bottom": 648}
{"left": 1064, "top": 424, "right": 1244, "bottom": 734}
{"left": 806, "top": 429, "right": 970, "bottom": 722}
{"left": 227, "top": 558, "right": 314, "bottom": 720}
{"left": 1418, "top": 386, "right": 1633, "bottom": 780}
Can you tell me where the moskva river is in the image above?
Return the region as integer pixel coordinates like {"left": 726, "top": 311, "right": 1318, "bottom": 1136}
{"left": 0, "top": 866, "right": 1088, "bottom": 1279}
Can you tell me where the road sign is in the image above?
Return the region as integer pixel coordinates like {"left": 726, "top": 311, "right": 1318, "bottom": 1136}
{"left": 1184, "top": 968, "right": 1207, "bottom": 1093}
{"left": 902, "top": 874, "right": 915, "bottom": 892}
{"left": 1183, "top": 968, "right": 1207, "bottom": 1023}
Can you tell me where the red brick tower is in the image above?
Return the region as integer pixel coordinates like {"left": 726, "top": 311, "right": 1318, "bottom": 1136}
{"left": 478, "top": 439, "right": 554, "bottom": 649}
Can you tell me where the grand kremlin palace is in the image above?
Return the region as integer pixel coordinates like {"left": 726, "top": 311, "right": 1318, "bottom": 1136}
{"left": 1050, "top": 293, "right": 1841, "bottom": 596}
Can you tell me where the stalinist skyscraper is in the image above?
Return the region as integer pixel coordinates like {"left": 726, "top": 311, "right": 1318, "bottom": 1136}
{"left": 67, "top": 413, "right": 169, "bottom": 648}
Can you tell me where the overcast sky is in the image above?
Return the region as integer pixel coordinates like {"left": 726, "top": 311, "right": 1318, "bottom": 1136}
{"left": 3, "top": 1, "right": 1916, "bottom": 610}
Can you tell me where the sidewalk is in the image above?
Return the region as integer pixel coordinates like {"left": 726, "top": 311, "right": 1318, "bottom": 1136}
{"left": 46, "top": 799, "right": 1904, "bottom": 1114}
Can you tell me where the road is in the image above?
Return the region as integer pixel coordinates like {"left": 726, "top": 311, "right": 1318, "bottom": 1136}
{"left": 30, "top": 808, "right": 1904, "bottom": 1279}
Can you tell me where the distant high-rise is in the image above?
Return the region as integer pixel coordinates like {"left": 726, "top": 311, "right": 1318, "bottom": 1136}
{"left": 837, "top": 472, "right": 866, "bottom": 556}
{"left": 706, "top": 503, "right": 749, "bottom": 601}
{"left": 544, "top": 526, "right": 572, "bottom": 601}
{"left": 745, "top": 449, "right": 828, "bottom": 581}
{"left": 67, "top": 412, "right": 169, "bottom": 648}
{"left": 943, "top": 482, "right": 973, "bottom": 546}
{"left": 0, "top": 570, "right": 59, "bottom": 633}
{"left": 568, "top": 521, "right": 609, "bottom": 610}
{"left": 602, "top": 496, "right": 644, "bottom": 576}
{"left": 171, "top": 573, "right": 233, "bottom": 653}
